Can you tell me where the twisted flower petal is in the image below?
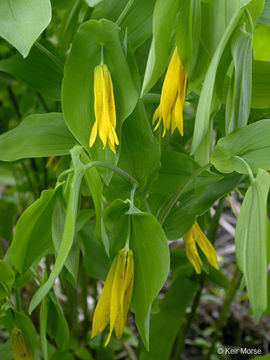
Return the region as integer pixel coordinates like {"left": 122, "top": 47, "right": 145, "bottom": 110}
{"left": 89, "top": 64, "right": 119, "bottom": 153}
{"left": 153, "top": 47, "right": 187, "bottom": 136}
{"left": 183, "top": 222, "right": 218, "bottom": 274}
{"left": 91, "top": 249, "right": 134, "bottom": 346}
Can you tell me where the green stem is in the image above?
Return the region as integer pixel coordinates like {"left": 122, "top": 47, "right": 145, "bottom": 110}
{"left": 35, "top": 42, "right": 64, "bottom": 70}
{"left": 84, "top": 161, "right": 138, "bottom": 185}
{"left": 171, "top": 198, "right": 225, "bottom": 360}
{"left": 116, "top": 0, "right": 134, "bottom": 25}
{"left": 36, "top": 92, "right": 50, "bottom": 112}
{"left": 205, "top": 266, "right": 242, "bottom": 359}
{"left": 159, "top": 163, "right": 211, "bottom": 225}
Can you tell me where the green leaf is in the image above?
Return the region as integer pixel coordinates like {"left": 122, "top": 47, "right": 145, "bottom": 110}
{"left": 130, "top": 212, "right": 170, "bottom": 349}
{"left": 52, "top": 200, "right": 80, "bottom": 284}
{"left": 139, "top": 270, "right": 198, "bottom": 360}
{"left": 0, "top": 261, "right": 15, "bottom": 299}
{"left": 0, "top": 113, "right": 76, "bottom": 162}
{"left": 0, "top": 43, "right": 63, "bottom": 100}
{"left": 1, "top": 309, "right": 37, "bottom": 353}
{"left": 251, "top": 60, "right": 270, "bottom": 108}
{"left": 62, "top": 19, "right": 138, "bottom": 181}
{"left": 211, "top": 119, "right": 270, "bottom": 174}
{"left": 225, "top": 25, "right": 252, "bottom": 134}
{"left": 29, "top": 146, "right": 84, "bottom": 313}
{"left": 120, "top": 0, "right": 155, "bottom": 50}
{"left": 258, "top": 0, "right": 270, "bottom": 24}
{"left": 151, "top": 151, "right": 222, "bottom": 196}
{"left": 141, "top": 0, "right": 180, "bottom": 95}
{"left": 47, "top": 293, "right": 69, "bottom": 350}
{"left": 163, "top": 173, "right": 242, "bottom": 239}
{"left": 79, "top": 222, "right": 110, "bottom": 280}
{"left": 104, "top": 200, "right": 170, "bottom": 349}
{"left": 105, "top": 101, "right": 160, "bottom": 201}
{"left": 191, "top": 5, "right": 246, "bottom": 154}
{"left": 176, "top": 0, "right": 201, "bottom": 77}
{"left": 235, "top": 169, "right": 270, "bottom": 320}
{"left": 0, "top": 0, "right": 52, "bottom": 57}
{"left": 10, "top": 188, "right": 58, "bottom": 274}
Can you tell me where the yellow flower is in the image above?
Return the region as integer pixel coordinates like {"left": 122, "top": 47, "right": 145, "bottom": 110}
{"left": 183, "top": 222, "right": 218, "bottom": 274}
{"left": 11, "top": 327, "right": 33, "bottom": 360}
{"left": 89, "top": 64, "right": 119, "bottom": 154}
{"left": 91, "top": 249, "right": 134, "bottom": 346}
{"left": 153, "top": 47, "right": 187, "bottom": 137}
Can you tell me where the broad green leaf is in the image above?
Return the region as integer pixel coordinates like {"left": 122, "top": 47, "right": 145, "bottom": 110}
{"left": 47, "top": 293, "right": 69, "bottom": 350}
{"left": 0, "top": 113, "right": 76, "bottom": 162}
{"left": 211, "top": 119, "right": 270, "bottom": 174}
{"left": 1, "top": 309, "right": 37, "bottom": 353}
{"left": 235, "top": 169, "right": 270, "bottom": 320}
{"left": 62, "top": 19, "right": 138, "bottom": 181}
{"left": 176, "top": 0, "right": 201, "bottom": 77}
{"left": 85, "top": 0, "right": 103, "bottom": 6}
{"left": 104, "top": 200, "right": 170, "bottom": 349}
{"left": 0, "top": 0, "right": 52, "bottom": 57}
{"left": 10, "top": 188, "right": 58, "bottom": 274}
{"left": 105, "top": 101, "right": 160, "bottom": 202}
{"left": 163, "top": 173, "right": 242, "bottom": 240}
{"left": 253, "top": 24, "right": 270, "bottom": 61}
{"left": 120, "top": 0, "right": 155, "bottom": 50}
{"left": 130, "top": 212, "right": 170, "bottom": 349}
{"left": 0, "top": 340, "right": 13, "bottom": 360}
{"left": 247, "top": 0, "right": 265, "bottom": 20}
{"left": 191, "top": 5, "right": 246, "bottom": 154}
{"left": 225, "top": 26, "right": 252, "bottom": 134}
{"left": 139, "top": 270, "right": 198, "bottom": 360}
{"left": 251, "top": 60, "right": 270, "bottom": 108}
{"left": 258, "top": 0, "right": 270, "bottom": 24}
{"left": 0, "top": 200, "right": 16, "bottom": 242}
{"left": 79, "top": 222, "right": 110, "bottom": 280}
{"left": 29, "top": 146, "right": 84, "bottom": 313}
{"left": 0, "top": 43, "right": 63, "bottom": 100}
{"left": 52, "top": 200, "right": 80, "bottom": 284}
{"left": 141, "top": 0, "right": 180, "bottom": 95}
{"left": 0, "top": 261, "right": 15, "bottom": 299}
{"left": 58, "top": 0, "right": 83, "bottom": 54}
{"left": 151, "top": 151, "right": 222, "bottom": 196}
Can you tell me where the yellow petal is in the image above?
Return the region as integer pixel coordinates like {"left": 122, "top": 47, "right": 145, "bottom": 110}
{"left": 91, "top": 255, "right": 118, "bottom": 339}
{"left": 183, "top": 230, "right": 202, "bottom": 274}
{"left": 193, "top": 222, "right": 218, "bottom": 270}
{"left": 152, "top": 105, "right": 160, "bottom": 125}
{"left": 106, "top": 250, "right": 127, "bottom": 345}
{"left": 160, "top": 48, "right": 180, "bottom": 125}
{"left": 89, "top": 121, "right": 98, "bottom": 147}
{"left": 116, "top": 250, "right": 134, "bottom": 337}
{"left": 172, "top": 95, "right": 183, "bottom": 136}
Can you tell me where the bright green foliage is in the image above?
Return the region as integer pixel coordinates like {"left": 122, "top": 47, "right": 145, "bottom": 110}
{"left": 0, "top": 0, "right": 270, "bottom": 358}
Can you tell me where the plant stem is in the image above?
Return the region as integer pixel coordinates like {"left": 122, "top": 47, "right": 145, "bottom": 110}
{"left": 159, "top": 163, "right": 211, "bottom": 225}
{"left": 7, "top": 86, "right": 21, "bottom": 119}
{"left": 84, "top": 161, "right": 138, "bottom": 185}
{"left": 35, "top": 42, "right": 64, "bottom": 70}
{"left": 116, "top": 0, "right": 134, "bottom": 25}
{"left": 36, "top": 92, "right": 50, "bottom": 112}
{"left": 205, "top": 266, "right": 242, "bottom": 359}
{"left": 171, "top": 198, "right": 225, "bottom": 360}
{"left": 142, "top": 93, "right": 161, "bottom": 103}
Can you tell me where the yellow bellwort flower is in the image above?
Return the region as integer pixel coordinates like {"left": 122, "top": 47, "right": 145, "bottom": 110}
{"left": 91, "top": 248, "right": 134, "bottom": 346}
{"left": 89, "top": 64, "right": 119, "bottom": 154}
{"left": 153, "top": 47, "right": 187, "bottom": 136}
{"left": 183, "top": 222, "right": 218, "bottom": 274}
{"left": 11, "top": 327, "right": 33, "bottom": 360}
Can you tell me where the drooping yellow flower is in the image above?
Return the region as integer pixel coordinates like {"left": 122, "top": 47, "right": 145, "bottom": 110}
{"left": 183, "top": 222, "right": 218, "bottom": 274}
{"left": 11, "top": 328, "right": 33, "bottom": 360}
{"left": 153, "top": 47, "right": 187, "bottom": 136}
{"left": 91, "top": 249, "right": 134, "bottom": 346}
{"left": 89, "top": 64, "right": 119, "bottom": 153}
